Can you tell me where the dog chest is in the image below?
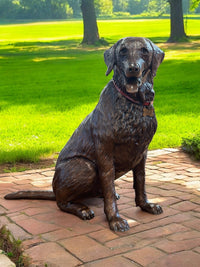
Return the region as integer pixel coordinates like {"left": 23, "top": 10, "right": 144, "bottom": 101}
{"left": 113, "top": 96, "right": 157, "bottom": 145}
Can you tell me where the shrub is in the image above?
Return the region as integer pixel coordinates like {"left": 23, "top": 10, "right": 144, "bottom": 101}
{"left": 182, "top": 133, "right": 200, "bottom": 160}
{"left": 113, "top": 11, "right": 131, "bottom": 17}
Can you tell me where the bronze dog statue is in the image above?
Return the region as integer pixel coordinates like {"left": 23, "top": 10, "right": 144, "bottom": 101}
{"left": 5, "top": 37, "right": 164, "bottom": 232}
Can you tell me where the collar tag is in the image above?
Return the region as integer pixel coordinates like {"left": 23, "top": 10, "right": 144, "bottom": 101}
{"left": 143, "top": 106, "right": 155, "bottom": 117}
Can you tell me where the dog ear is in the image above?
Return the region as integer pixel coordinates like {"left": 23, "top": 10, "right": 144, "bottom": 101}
{"left": 148, "top": 40, "right": 165, "bottom": 78}
{"left": 104, "top": 45, "right": 115, "bottom": 76}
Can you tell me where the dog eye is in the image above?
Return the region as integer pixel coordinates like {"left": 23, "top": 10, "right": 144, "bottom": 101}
{"left": 120, "top": 47, "right": 128, "bottom": 55}
{"left": 141, "top": 47, "right": 149, "bottom": 55}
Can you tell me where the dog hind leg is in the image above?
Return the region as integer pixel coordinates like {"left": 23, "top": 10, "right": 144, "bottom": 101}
{"left": 53, "top": 157, "right": 97, "bottom": 220}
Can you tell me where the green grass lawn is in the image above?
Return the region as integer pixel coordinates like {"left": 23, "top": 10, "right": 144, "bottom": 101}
{"left": 0, "top": 19, "right": 200, "bottom": 164}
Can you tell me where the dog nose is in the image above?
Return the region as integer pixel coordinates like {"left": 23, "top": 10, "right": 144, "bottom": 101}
{"left": 129, "top": 63, "right": 140, "bottom": 74}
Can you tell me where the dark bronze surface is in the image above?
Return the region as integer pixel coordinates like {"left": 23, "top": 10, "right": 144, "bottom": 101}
{"left": 5, "top": 37, "right": 164, "bottom": 232}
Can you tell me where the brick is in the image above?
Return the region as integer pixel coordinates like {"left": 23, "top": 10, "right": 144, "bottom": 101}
{"left": 121, "top": 206, "right": 179, "bottom": 224}
{"left": 0, "top": 198, "right": 31, "bottom": 212}
{"left": 22, "top": 207, "right": 52, "bottom": 216}
{"left": 59, "top": 236, "right": 113, "bottom": 262}
{"left": 154, "top": 238, "right": 200, "bottom": 253}
{"left": 135, "top": 223, "right": 188, "bottom": 239}
{"left": 0, "top": 173, "right": 14, "bottom": 177}
{"left": 121, "top": 177, "right": 133, "bottom": 183}
{"left": 186, "top": 168, "right": 200, "bottom": 173}
{"left": 188, "top": 210, "right": 200, "bottom": 219}
{"left": 128, "top": 213, "right": 191, "bottom": 235}
{"left": 176, "top": 193, "right": 195, "bottom": 201}
{"left": 6, "top": 222, "right": 31, "bottom": 240}
{"left": 118, "top": 203, "right": 132, "bottom": 211}
{"left": 117, "top": 196, "right": 133, "bottom": 205}
{"left": 0, "top": 183, "right": 14, "bottom": 189}
{"left": 147, "top": 196, "right": 179, "bottom": 206}
{"left": 124, "top": 246, "right": 165, "bottom": 266}
{"left": 116, "top": 188, "right": 133, "bottom": 195}
{"left": 195, "top": 207, "right": 200, "bottom": 214}
{"left": 105, "top": 235, "right": 140, "bottom": 254}
{"left": 168, "top": 230, "right": 200, "bottom": 241}
{"left": 31, "top": 180, "right": 51, "bottom": 187}
{"left": 13, "top": 179, "right": 31, "bottom": 185}
{"left": 26, "top": 242, "right": 81, "bottom": 266}
{"left": 41, "top": 228, "right": 77, "bottom": 241}
{"left": 41, "top": 170, "right": 55, "bottom": 177}
{"left": 183, "top": 218, "right": 200, "bottom": 231}
{"left": 125, "top": 171, "right": 133, "bottom": 177}
{"left": 10, "top": 213, "right": 29, "bottom": 222}
{"left": 22, "top": 237, "right": 44, "bottom": 250}
{"left": 68, "top": 221, "right": 104, "bottom": 235}
{"left": 16, "top": 218, "right": 59, "bottom": 235}
{"left": 170, "top": 201, "right": 199, "bottom": 212}
{"left": 34, "top": 210, "right": 81, "bottom": 227}
{"left": 132, "top": 238, "right": 159, "bottom": 250}
{"left": 0, "top": 177, "right": 16, "bottom": 183}
{"left": 0, "top": 216, "right": 11, "bottom": 228}
{"left": 1, "top": 149, "right": 200, "bottom": 267}
{"left": 88, "top": 229, "right": 118, "bottom": 243}
{"left": 84, "top": 255, "right": 137, "bottom": 267}
{"left": 13, "top": 174, "right": 33, "bottom": 180}
{"left": 194, "top": 247, "right": 200, "bottom": 254}
{"left": 191, "top": 197, "right": 200, "bottom": 205}
{"left": 150, "top": 251, "right": 200, "bottom": 267}
{"left": 0, "top": 206, "right": 7, "bottom": 215}
{"left": 184, "top": 181, "right": 200, "bottom": 190}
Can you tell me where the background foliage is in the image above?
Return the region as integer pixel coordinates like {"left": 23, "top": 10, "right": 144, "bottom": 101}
{"left": 0, "top": 0, "right": 199, "bottom": 20}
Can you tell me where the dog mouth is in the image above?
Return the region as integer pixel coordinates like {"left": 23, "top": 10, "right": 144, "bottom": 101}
{"left": 125, "top": 69, "right": 148, "bottom": 94}
{"left": 125, "top": 76, "right": 142, "bottom": 94}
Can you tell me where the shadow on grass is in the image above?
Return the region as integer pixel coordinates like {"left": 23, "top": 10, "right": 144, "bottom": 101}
{"left": 0, "top": 37, "right": 200, "bottom": 115}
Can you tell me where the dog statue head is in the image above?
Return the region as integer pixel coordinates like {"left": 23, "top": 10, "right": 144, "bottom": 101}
{"left": 104, "top": 37, "right": 164, "bottom": 94}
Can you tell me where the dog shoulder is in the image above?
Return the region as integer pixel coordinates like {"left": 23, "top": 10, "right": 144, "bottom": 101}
{"left": 91, "top": 82, "right": 116, "bottom": 142}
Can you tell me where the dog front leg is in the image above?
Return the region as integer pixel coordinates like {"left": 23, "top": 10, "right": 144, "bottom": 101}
{"left": 96, "top": 146, "right": 129, "bottom": 232}
{"left": 133, "top": 153, "right": 163, "bottom": 214}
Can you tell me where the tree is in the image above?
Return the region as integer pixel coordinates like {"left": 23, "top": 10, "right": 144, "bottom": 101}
{"left": 68, "top": 0, "right": 81, "bottom": 18}
{"left": 81, "top": 0, "right": 100, "bottom": 44}
{"left": 0, "top": 0, "right": 19, "bottom": 19}
{"left": 190, "top": 0, "right": 200, "bottom": 11}
{"left": 113, "top": 0, "right": 129, "bottom": 12}
{"left": 167, "top": 0, "right": 188, "bottom": 42}
{"left": 94, "top": 0, "right": 113, "bottom": 16}
{"left": 190, "top": 0, "right": 200, "bottom": 9}
{"left": 147, "top": 0, "right": 169, "bottom": 15}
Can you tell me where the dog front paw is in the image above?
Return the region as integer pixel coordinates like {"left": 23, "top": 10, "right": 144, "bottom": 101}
{"left": 109, "top": 216, "right": 129, "bottom": 232}
{"left": 140, "top": 202, "right": 163, "bottom": 215}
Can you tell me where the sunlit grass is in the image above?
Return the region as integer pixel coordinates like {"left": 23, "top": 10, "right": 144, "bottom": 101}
{"left": 0, "top": 19, "right": 200, "bottom": 163}
{"left": 0, "top": 19, "right": 199, "bottom": 43}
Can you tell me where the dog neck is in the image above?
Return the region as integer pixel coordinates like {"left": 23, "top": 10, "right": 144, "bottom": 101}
{"left": 112, "top": 79, "right": 151, "bottom": 107}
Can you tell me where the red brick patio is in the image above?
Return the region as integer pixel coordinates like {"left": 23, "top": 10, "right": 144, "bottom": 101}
{"left": 0, "top": 149, "right": 200, "bottom": 266}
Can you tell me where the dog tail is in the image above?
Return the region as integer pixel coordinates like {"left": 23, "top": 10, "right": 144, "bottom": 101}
{"left": 4, "top": 190, "right": 56, "bottom": 201}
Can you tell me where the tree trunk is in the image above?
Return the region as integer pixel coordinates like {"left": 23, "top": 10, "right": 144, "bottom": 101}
{"left": 81, "top": 0, "right": 100, "bottom": 45}
{"left": 167, "top": 0, "right": 188, "bottom": 42}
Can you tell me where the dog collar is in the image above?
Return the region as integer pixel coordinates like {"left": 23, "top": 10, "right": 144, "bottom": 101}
{"left": 112, "top": 80, "right": 151, "bottom": 106}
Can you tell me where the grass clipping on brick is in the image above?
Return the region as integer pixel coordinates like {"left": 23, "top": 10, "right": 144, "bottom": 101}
{"left": 0, "top": 225, "right": 30, "bottom": 267}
